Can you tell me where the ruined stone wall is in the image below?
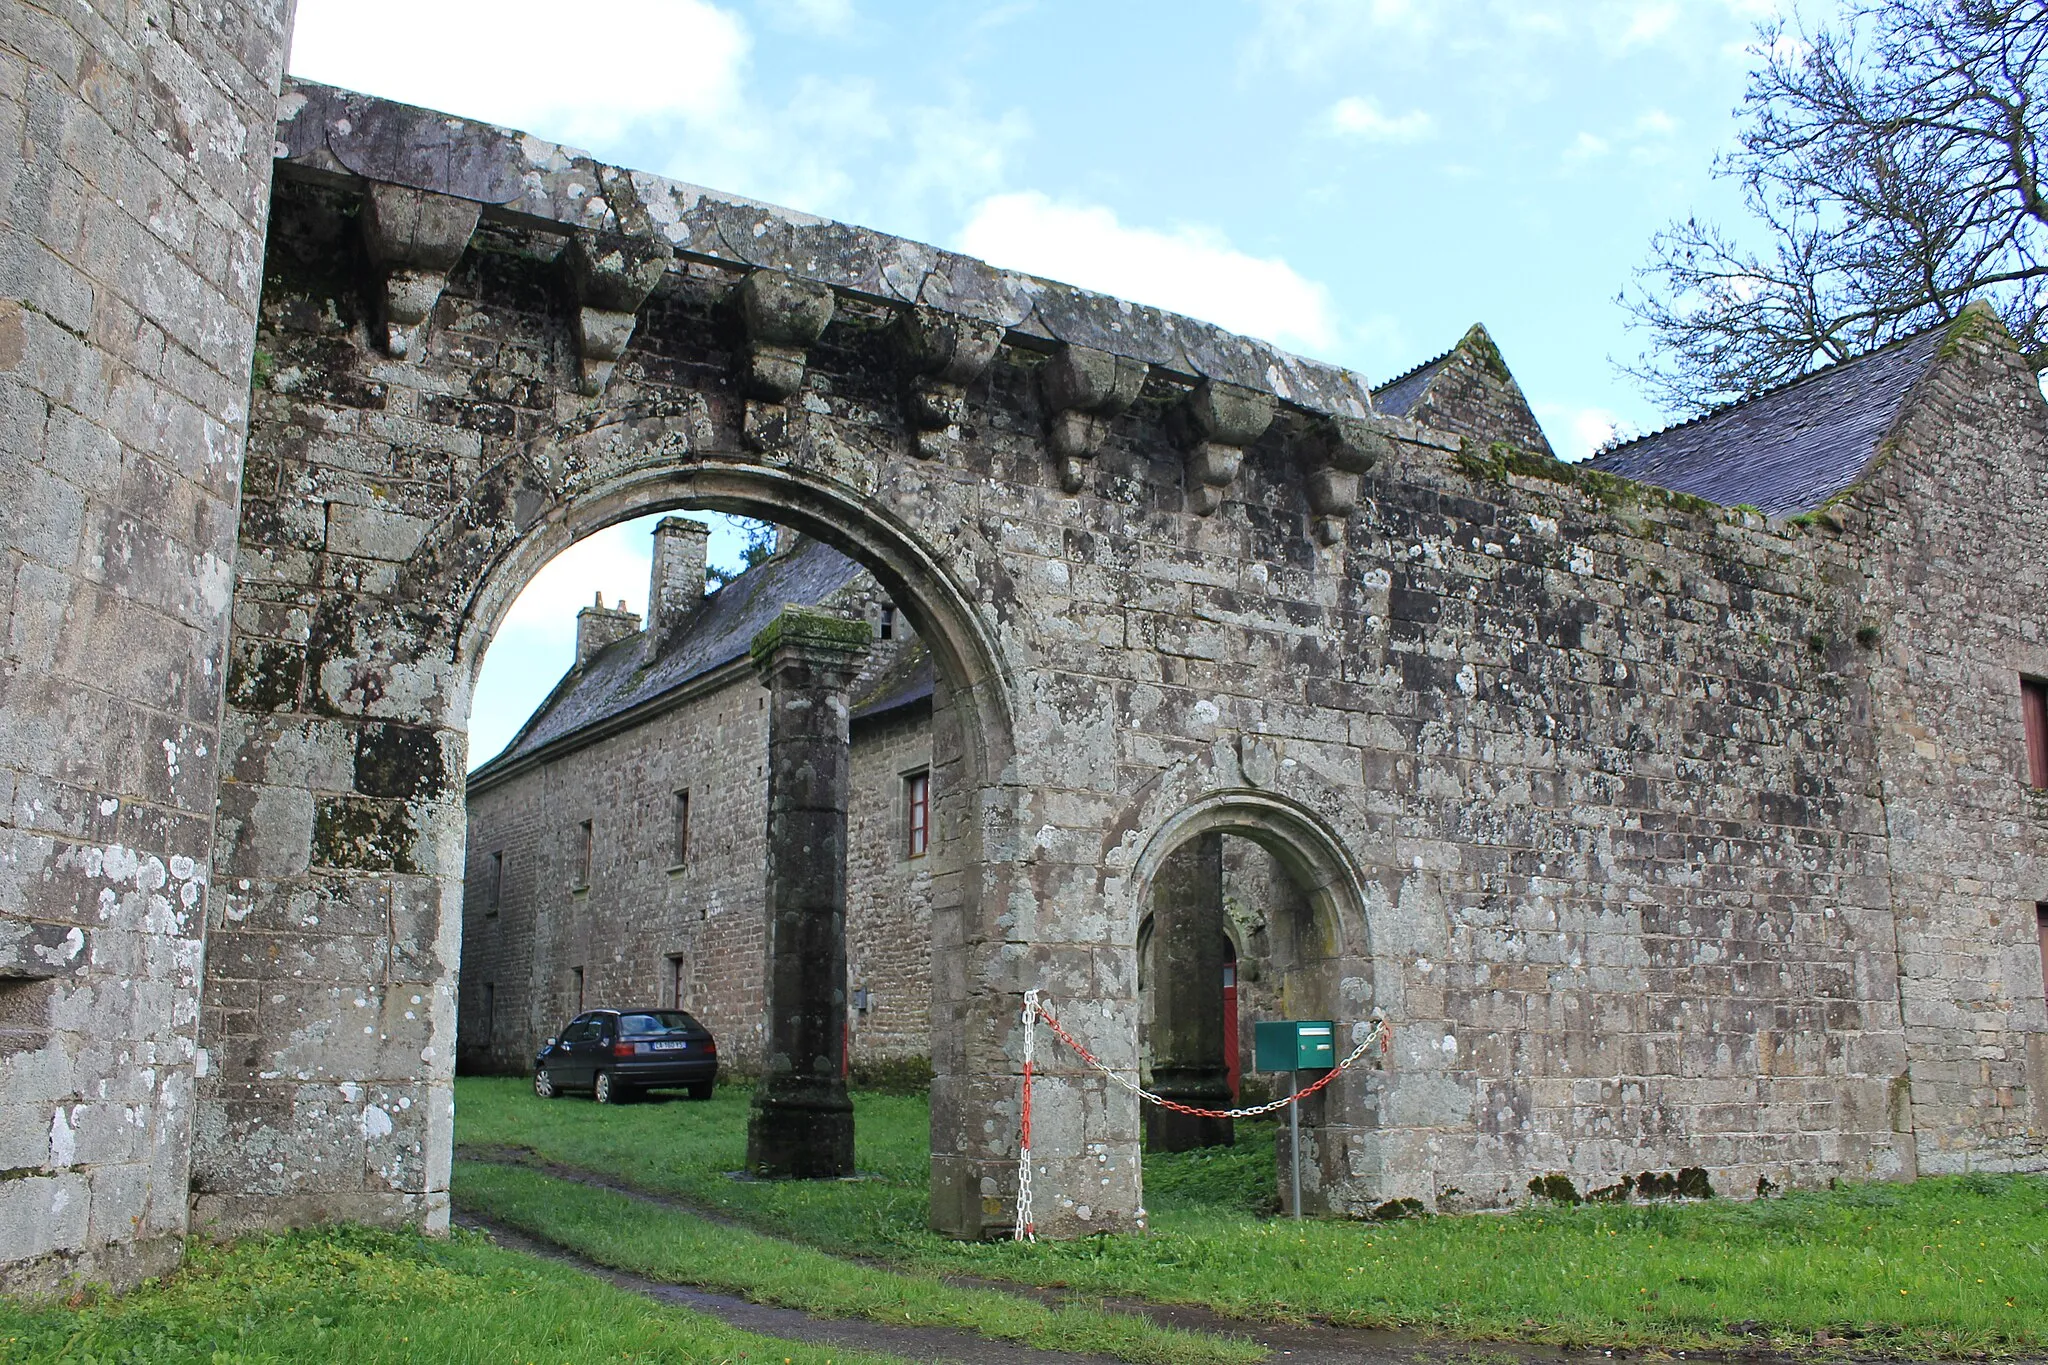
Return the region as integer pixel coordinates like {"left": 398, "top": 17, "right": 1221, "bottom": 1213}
{"left": 0, "top": 0, "right": 291, "bottom": 1293}
{"left": 1837, "top": 321, "right": 2048, "bottom": 1173}
{"left": 193, "top": 86, "right": 2046, "bottom": 1243}
{"left": 847, "top": 702, "right": 934, "bottom": 1067}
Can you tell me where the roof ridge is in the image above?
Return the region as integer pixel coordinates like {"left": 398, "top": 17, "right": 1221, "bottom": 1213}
{"left": 1595, "top": 317, "right": 1953, "bottom": 463}
{"left": 1371, "top": 346, "right": 1455, "bottom": 395}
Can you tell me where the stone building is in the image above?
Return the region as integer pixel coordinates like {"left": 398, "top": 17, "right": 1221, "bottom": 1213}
{"left": 2, "top": 37, "right": 2045, "bottom": 1291}
{"left": 458, "top": 519, "right": 938, "bottom": 1077}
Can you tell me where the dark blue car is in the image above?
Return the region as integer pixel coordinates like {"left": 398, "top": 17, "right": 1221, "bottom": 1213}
{"left": 534, "top": 1008, "right": 718, "bottom": 1104}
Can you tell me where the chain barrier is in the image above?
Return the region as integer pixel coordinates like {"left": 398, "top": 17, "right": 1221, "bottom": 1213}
{"left": 1013, "top": 992, "right": 1389, "bottom": 1241}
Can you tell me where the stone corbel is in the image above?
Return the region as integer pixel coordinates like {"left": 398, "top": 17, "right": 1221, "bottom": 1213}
{"left": 1040, "top": 343, "right": 1148, "bottom": 492}
{"left": 565, "top": 231, "right": 674, "bottom": 395}
{"left": 1171, "top": 380, "right": 1274, "bottom": 515}
{"left": 359, "top": 182, "right": 481, "bottom": 359}
{"left": 1302, "top": 414, "right": 1392, "bottom": 545}
{"left": 737, "top": 269, "right": 836, "bottom": 400}
{"left": 898, "top": 305, "right": 1004, "bottom": 459}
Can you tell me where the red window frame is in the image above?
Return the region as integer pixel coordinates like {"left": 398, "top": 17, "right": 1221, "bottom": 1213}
{"left": 2024, "top": 676, "right": 2048, "bottom": 789}
{"left": 905, "top": 771, "right": 930, "bottom": 859}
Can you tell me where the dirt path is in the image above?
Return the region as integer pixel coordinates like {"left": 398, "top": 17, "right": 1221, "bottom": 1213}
{"left": 456, "top": 1208, "right": 1130, "bottom": 1364}
{"left": 454, "top": 1146, "right": 1581, "bottom": 1365}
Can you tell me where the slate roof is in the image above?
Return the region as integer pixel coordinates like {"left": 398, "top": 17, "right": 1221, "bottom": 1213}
{"left": 852, "top": 638, "right": 935, "bottom": 722}
{"left": 1587, "top": 325, "right": 1948, "bottom": 516}
{"left": 1371, "top": 351, "right": 1453, "bottom": 418}
{"left": 474, "top": 537, "right": 866, "bottom": 776}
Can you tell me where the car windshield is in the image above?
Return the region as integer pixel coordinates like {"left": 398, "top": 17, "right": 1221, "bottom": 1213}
{"left": 617, "top": 1011, "right": 699, "bottom": 1036}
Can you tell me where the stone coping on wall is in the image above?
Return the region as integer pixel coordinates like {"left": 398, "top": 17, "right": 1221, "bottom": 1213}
{"left": 273, "top": 78, "right": 1376, "bottom": 418}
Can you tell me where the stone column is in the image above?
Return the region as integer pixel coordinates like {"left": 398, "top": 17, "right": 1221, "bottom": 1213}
{"left": 747, "top": 607, "right": 871, "bottom": 1178}
{"left": 1146, "top": 834, "right": 1233, "bottom": 1151}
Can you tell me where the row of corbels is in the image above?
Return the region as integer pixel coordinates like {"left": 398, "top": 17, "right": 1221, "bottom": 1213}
{"left": 734, "top": 271, "right": 1392, "bottom": 537}
{"left": 361, "top": 182, "right": 675, "bottom": 395}
{"left": 356, "top": 183, "right": 1390, "bottom": 535}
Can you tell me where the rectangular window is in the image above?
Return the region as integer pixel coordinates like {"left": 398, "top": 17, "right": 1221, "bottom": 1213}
{"left": 905, "top": 770, "right": 930, "bottom": 859}
{"left": 486, "top": 850, "right": 503, "bottom": 915}
{"left": 2024, "top": 676, "right": 2048, "bottom": 789}
{"left": 668, "top": 953, "right": 687, "bottom": 1009}
{"left": 571, "top": 966, "right": 585, "bottom": 1013}
{"left": 673, "top": 790, "right": 691, "bottom": 867}
{"left": 2038, "top": 903, "right": 2048, "bottom": 1004}
{"left": 879, "top": 604, "right": 896, "bottom": 641}
{"left": 481, "top": 983, "right": 496, "bottom": 1046}
{"left": 576, "top": 820, "right": 593, "bottom": 887}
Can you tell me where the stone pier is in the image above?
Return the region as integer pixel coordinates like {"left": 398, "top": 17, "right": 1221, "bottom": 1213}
{"left": 746, "top": 608, "right": 872, "bottom": 1178}
{"left": 1146, "top": 834, "right": 1234, "bottom": 1152}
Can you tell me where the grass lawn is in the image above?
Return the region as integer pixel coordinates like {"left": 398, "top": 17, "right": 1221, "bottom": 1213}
{"left": 0, "top": 1223, "right": 904, "bottom": 1364}
{"left": 457, "top": 1075, "right": 2048, "bottom": 1356}
{"left": 454, "top": 1158, "right": 1260, "bottom": 1365}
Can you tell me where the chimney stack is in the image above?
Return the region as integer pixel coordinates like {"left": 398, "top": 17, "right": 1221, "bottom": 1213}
{"left": 648, "top": 516, "right": 711, "bottom": 635}
{"left": 576, "top": 590, "right": 641, "bottom": 666}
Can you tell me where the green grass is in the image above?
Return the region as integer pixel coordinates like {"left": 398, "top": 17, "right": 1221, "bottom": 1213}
{"left": 457, "top": 1077, "right": 2048, "bottom": 1356}
{"left": 453, "top": 1158, "right": 1262, "bottom": 1365}
{"left": 0, "top": 1223, "right": 904, "bottom": 1364}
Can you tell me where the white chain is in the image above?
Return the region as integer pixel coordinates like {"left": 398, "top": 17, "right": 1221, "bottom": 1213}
{"left": 1013, "top": 988, "right": 1039, "bottom": 1242}
{"left": 1013, "top": 997, "right": 1386, "bottom": 1238}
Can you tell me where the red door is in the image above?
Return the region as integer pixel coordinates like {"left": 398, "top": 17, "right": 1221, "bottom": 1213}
{"left": 1222, "top": 960, "right": 1240, "bottom": 1098}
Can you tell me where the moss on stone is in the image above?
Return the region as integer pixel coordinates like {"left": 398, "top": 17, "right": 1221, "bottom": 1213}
{"left": 1938, "top": 300, "right": 2002, "bottom": 360}
{"left": 1452, "top": 438, "right": 1715, "bottom": 519}
{"left": 749, "top": 605, "right": 872, "bottom": 661}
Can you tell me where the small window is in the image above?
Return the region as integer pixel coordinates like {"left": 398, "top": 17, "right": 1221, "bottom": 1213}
{"left": 905, "top": 770, "right": 930, "bottom": 859}
{"left": 571, "top": 966, "right": 585, "bottom": 1012}
{"left": 486, "top": 850, "right": 503, "bottom": 916}
{"left": 481, "top": 983, "right": 496, "bottom": 1045}
{"left": 2024, "top": 676, "right": 2048, "bottom": 789}
{"left": 673, "top": 790, "right": 691, "bottom": 867}
{"left": 668, "top": 953, "right": 687, "bottom": 1009}
{"left": 2037, "top": 903, "right": 2048, "bottom": 1004}
{"left": 879, "top": 605, "right": 896, "bottom": 641}
{"left": 575, "top": 820, "right": 593, "bottom": 888}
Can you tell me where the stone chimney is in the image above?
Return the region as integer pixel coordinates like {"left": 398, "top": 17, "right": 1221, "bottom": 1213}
{"left": 648, "top": 516, "right": 711, "bottom": 635}
{"left": 576, "top": 591, "right": 641, "bottom": 666}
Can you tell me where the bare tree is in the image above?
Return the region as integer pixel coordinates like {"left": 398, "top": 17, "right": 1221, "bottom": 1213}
{"left": 1622, "top": 0, "right": 2048, "bottom": 410}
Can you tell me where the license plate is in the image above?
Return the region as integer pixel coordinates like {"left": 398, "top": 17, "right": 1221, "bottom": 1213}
{"left": 650, "top": 1041, "right": 687, "bottom": 1051}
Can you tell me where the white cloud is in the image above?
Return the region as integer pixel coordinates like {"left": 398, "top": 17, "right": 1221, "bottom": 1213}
{"left": 957, "top": 192, "right": 1340, "bottom": 355}
{"left": 1326, "top": 96, "right": 1434, "bottom": 143}
{"left": 1563, "top": 131, "right": 1611, "bottom": 165}
{"left": 1535, "top": 404, "right": 1640, "bottom": 461}
{"left": 289, "top": 0, "right": 749, "bottom": 149}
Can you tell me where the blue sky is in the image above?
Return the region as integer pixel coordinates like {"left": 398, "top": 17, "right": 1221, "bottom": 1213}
{"left": 288, "top": 0, "right": 1784, "bottom": 765}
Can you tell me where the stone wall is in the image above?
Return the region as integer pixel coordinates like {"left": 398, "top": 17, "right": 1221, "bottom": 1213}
{"left": 0, "top": 0, "right": 291, "bottom": 1293}
{"left": 177, "top": 82, "right": 2047, "bottom": 1246}
{"left": 1840, "top": 320, "right": 2048, "bottom": 1171}
{"left": 846, "top": 699, "right": 934, "bottom": 1067}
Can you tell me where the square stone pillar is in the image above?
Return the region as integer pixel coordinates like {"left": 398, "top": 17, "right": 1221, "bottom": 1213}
{"left": 746, "top": 607, "right": 871, "bottom": 1178}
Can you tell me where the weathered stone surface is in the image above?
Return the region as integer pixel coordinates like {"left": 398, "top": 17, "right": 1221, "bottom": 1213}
{"left": 746, "top": 607, "right": 868, "bottom": 1178}
{"left": 0, "top": 0, "right": 291, "bottom": 1297}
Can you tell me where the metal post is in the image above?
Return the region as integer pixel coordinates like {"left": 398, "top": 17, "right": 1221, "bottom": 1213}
{"left": 1288, "top": 1069, "right": 1302, "bottom": 1220}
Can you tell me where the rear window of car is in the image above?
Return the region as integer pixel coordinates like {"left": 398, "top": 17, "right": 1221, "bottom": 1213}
{"left": 618, "top": 1011, "right": 701, "bottom": 1036}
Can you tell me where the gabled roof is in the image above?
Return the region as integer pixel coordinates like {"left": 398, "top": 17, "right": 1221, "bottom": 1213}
{"left": 1587, "top": 324, "right": 1949, "bottom": 516}
{"left": 472, "top": 537, "right": 866, "bottom": 779}
{"left": 1372, "top": 351, "right": 1454, "bottom": 419}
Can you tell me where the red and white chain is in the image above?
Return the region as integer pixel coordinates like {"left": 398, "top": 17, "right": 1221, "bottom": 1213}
{"left": 1013, "top": 991, "right": 1389, "bottom": 1240}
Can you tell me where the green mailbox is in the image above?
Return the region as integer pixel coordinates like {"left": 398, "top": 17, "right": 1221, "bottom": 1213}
{"left": 1254, "top": 1020, "right": 1336, "bottom": 1072}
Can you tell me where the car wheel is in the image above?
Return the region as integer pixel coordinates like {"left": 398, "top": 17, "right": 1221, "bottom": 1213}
{"left": 533, "top": 1068, "right": 557, "bottom": 1099}
{"left": 686, "top": 1080, "right": 714, "bottom": 1101}
{"left": 593, "top": 1070, "right": 625, "bottom": 1104}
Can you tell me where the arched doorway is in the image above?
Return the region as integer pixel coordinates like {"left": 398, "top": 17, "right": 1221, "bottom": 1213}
{"left": 192, "top": 413, "right": 1020, "bottom": 1234}
{"left": 1131, "top": 793, "right": 1379, "bottom": 1215}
